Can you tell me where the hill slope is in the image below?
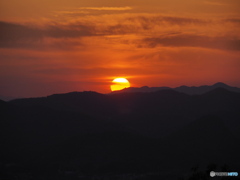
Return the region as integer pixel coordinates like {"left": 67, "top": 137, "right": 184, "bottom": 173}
{"left": 1, "top": 88, "right": 240, "bottom": 179}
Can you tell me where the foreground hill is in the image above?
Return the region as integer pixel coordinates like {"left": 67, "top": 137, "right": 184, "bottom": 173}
{"left": 1, "top": 87, "right": 240, "bottom": 179}
{"left": 9, "top": 87, "right": 240, "bottom": 138}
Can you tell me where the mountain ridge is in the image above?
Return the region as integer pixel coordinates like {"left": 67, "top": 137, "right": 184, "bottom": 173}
{"left": 8, "top": 86, "right": 240, "bottom": 138}
{"left": 111, "top": 82, "right": 240, "bottom": 95}
{"left": 1, "top": 84, "right": 240, "bottom": 179}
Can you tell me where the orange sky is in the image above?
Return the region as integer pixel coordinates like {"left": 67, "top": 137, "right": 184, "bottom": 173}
{"left": 0, "top": 0, "right": 240, "bottom": 97}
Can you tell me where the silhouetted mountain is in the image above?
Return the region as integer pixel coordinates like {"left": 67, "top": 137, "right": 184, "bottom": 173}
{"left": 160, "top": 115, "right": 240, "bottom": 179}
{"left": 112, "top": 82, "right": 240, "bottom": 95}
{"left": 111, "top": 86, "right": 171, "bottom": 93}
{"left": 164, "top": 115, "right": 240, "bottom": 166}
{"left": 1, "top": 87, "right": 240, "bottom": 179}
{"left": 10, "top": 91, "right": 117, "bottom": 118}
{"left": 0, "top": 95, "right": 17, "bottom": 101}
{"left": 175, "top": 82, "right": 240, "bottom": 95}
{"left": 0, "top": 99, "right": 8, "bottom": 110}
{"left": 8, "top": 88, "right": 240, "bottom": 138}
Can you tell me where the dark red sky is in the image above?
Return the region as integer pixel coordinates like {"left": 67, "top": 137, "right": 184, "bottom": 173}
{"left": 0, "top": 0, "right": 240, "bottom": 98}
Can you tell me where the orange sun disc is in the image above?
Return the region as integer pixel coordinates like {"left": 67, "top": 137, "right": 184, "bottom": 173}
{"left": 110, "top": 78, "right": 130, "bottom": 91}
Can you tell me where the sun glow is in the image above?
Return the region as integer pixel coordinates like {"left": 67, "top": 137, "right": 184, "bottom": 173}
{"left": 110, "top": 78, "right": 130, "bottom": 91}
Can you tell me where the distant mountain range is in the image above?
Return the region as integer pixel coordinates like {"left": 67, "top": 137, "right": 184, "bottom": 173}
{"left": 1, "top": 82, "right": 239, "bottom": 102}
{"left": 6, "top": 86, "right": 240, "bottom": 138}
{"left": 1, "top": 84, "right": 240, "bottom": 179}
{"left": 111, "top": 82, "right": 240, "bottom": 95}
{"left": 0, "top": 95, "right": 17, "bottom": 101}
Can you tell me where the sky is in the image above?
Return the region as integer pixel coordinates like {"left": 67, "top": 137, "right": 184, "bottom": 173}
{"left": 0, "top": 0, "right": 240, "bottom": 98}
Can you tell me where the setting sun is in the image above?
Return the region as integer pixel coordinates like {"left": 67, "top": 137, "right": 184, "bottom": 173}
{"left": 110, "top": 78, "right": 130, "bottom": 91}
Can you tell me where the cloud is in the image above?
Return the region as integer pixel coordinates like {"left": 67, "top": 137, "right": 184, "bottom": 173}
{"left": 204, "top": 1, "right": 227, "bottom": 6}
{"left": 225, "top": 18, "right": 240, "bottom": 24}
{"left": 0, "top": 21, "right": 95, "bottom": 48}
{"left": 0, "top": 15, "right": 198, "bottom": 48}
{"left": 77, "top": 7, "right": 132, "bottom": 11}
{"left": 0, "top": 21, "right": 43, "bottom": 46}
{"left": 127, "top": 15, "right": 209, "bottom": 26}
{"left": 53, "top": 7, "right": 132, "bottom": 17}
{"left": 93, "top": 14, "right": 211, "bottom": 37}
{"left": 142, "top": 34, "right": 240, "bottom": 51}
{"left": 0, "top": 14, "right": 238, "bottom": 51}
{"left": 46, "top": 24, "right": 94, "bottom": 38}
